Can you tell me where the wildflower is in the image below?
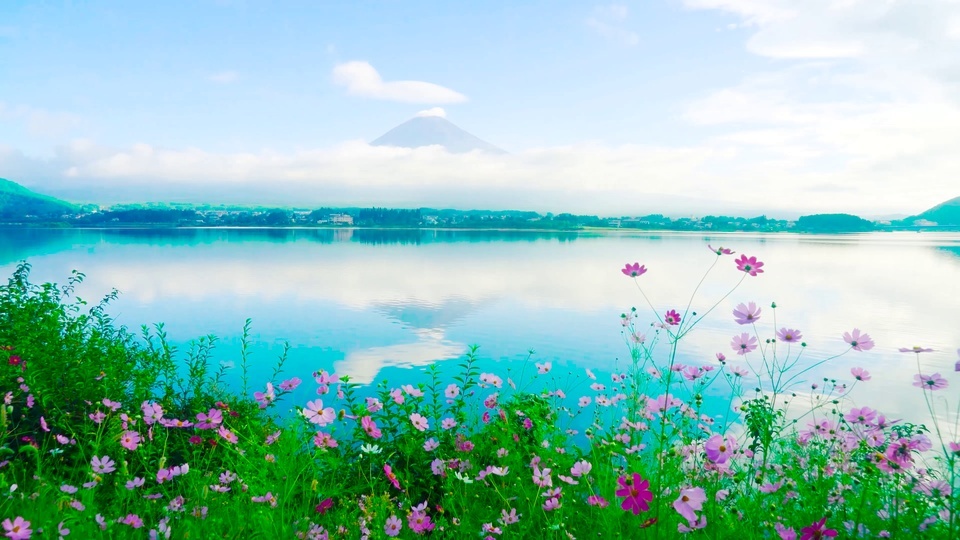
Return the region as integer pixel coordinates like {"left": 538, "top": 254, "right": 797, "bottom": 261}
{"left": 254, "top": 382, "right": 276, "bottom": 408}
{"left": 402, "top": 384, "right": 424, "bottom": 398}
{"left": 218, "top": 425, "right": 239, "bottom": 444}
{"left": 800, "top": 518, "right": 837, "bottom": 539}
{"left": 57, "top": 521, "right": 69, "bottom": 538}
{"left": 733, "top": 302, "right": 761, "bottom": 325}
{"left": 2, "top": 516, "right": 31, "bottom": 540}
{"left": 532, "top": 466, "right": 552, "bottom": 487}
{"left": 141, "top": 401, "right": 164, "bottom": 425}
{"left": 121, "top": 514, "right": 144, "bottom": 528}
{"left": 384, "top": 516, "right": 402, "bottom": 537}
{"left": 361, "top": 416, "right": 382, "bottom": 438}
{"left": 89, "top": 411, "right": 106, "bottom": 424}
{"left": 303, "top": 400, "right": 335, "bottom": 426}
{"left": 899, "top": 346, "right": 934, "bottom": 353}
{"left": 663, "top": 309, "right": 681, "bottom": 326}
{"left": 103, "top": 398, "right": 122, "bottom": 411}
{"left": 850, "top": 367, "right": 871, "bottom": 381}
{"left": 384, "top": 464, "right": 401, "bottom": 490}
{"left": 61, "top": 484, "right": 78, "bottom": 494}
{"left": 777, "top": 327, "right": 802, "bottom": 342}
{"left": 673, "top": 487, "right": 706, "bottom": 522}
{"left": 705, "top": 434, "right": 737, "bottom": 464}
{"left": 126, "top": 477, "right": 144, "bottom": 490}
{"left": 444, "top": 384, "right": 460, "bottom": 398}
{"left": 735, "top": 254, "right": 764, "bottom": 276}
{"left": 195, "top": 409, "right": 223, "bottom": 430}
{"left": 615, "top": 473, "right": 653, "bottom": 515}
{"left": 441, "top": 418, "right": 457, "bottom": 430}
{"left": 365, "top": 397, "right": 383, "bottom": 413}
{"left": 622, "top": 262, "right": 647, "bottom": 277}
{"left": 843, "top": 329, "right": 874, "bottom": 351}
{"left": 500, "top": 508, "right": 520, "bottom": 525}
{"left": 731, "top": 333, "right": 758, "bottom": 355}
{"left": 913, "top": 373, "right": 948, "bottom": 391}
{"left": 587, "top": 495, "right": 609, "bottom": 507}
{"left": 360, "top": 443, "right": 382, "bottom": 454}
{"left": 543, "top": 497, "right": 560, "bottom": 511}
{"left": 279, "top": 377, "right": 302, "bottom": 391}
{"left": 389, "top": 388, "right": 405, "bottom": 404}
{"left": 409, "top": 413, "right": 429, "bottom": 432}
{"left": 775, "top": 523, "right": 797, "bottom": 540}
{"left": 91, "top": 455, "right": 116, "bottom": 474}
{"left": 571, "top": 460, "right": 592, "bottom": 477}
{"left": 536, "top": 361, "right": 552, "bottom": 374}
{"left": 120, "top": 430, "right": 141, "bottom": 451}
{"left": 265, "top": 430, "right": 281, "bottom": 445}
{"left": 423, "top": 438, "right": 439, "bottom": 451}
{"left": 313, "top": 431, "right": 338, "bottom": 448}
{"left": 708, "top": 244, "right": 734, "bottom": 255}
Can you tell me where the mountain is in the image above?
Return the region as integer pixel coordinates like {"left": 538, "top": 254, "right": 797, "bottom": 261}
{"left": 903, "top": 196, "right": 960, "bottom": 226}
{"left": 372, "top": 116, "right": 506, "bottom": 154}
{"left": 0, "top": 178, "right": 78, "bottom": 220}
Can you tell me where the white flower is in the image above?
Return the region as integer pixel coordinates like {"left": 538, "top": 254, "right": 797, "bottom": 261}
{"left": 454, "top": 471, "right": 474, "bottom": 484}
{"left": 360, "top": 444, "right": 382, "bottom": 454}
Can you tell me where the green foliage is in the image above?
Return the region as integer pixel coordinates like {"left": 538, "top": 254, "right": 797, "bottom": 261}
{"left": 0, "top": 178, "right": 77, "bottom": 220}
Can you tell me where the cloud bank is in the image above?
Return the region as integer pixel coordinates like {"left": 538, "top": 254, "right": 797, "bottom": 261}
{"left": 332, "top": 61, "right": 468, "bottom": 104}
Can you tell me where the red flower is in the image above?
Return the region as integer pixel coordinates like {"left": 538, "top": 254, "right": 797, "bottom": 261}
{"left": 8, "top": 355, "right": 21, "bottom": 366}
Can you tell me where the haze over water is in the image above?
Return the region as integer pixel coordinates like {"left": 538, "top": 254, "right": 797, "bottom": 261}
{"left": 1, "top": 228, "right": 958, "bottom": 430}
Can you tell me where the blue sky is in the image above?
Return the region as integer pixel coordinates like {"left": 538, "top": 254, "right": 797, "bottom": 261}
{"left": 2, "top": 1, "right": 960, "bottom": 216}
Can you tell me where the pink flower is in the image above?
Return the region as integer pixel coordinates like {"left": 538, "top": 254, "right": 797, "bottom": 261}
{"left": 622, "top": 263, "right": 647, "bottom": 277}
{"left": 384, "top": 515, "right": 402, "bottom": 537}
{"left": 615, "top": 473, "right": 653, "bottom": 515}
{"left": 542, "top": 497, "right": 560, "bottom": 511}
{"left": 120, "top": 514, "right": 143, "bottom": 528}
{"left": 587, "top": 495, "right": 608, "bottom": 508}
{"left": 279, "top": 377, "right": 302, "bottom": 391}
{"left": 390, "top": 388, "right": 405, "bottom": 404}
{"left": 441, "top": 418, "right": 457, "bottom": 430}
{"left": 732, "top": 302, "right": 761, "bottom": 325}
{"left": 126, "top": 477, "right": 145, "bottom": 490}
{"left": 708, "top": 244, "right": 734, "bottom": 255}
{"left": 844, "top": 406, "right": 877, "bottom": 425}
{"left": 663, "top": 309, "right": 681, "bottom": 326}
{"left": 444, "top": 384, "right": 460, "bottom": 398}
{"left": 536, "top": 362, "right": 552, "bottom": 374}
{"left": 735, "top": 254, "right": 764, "bottom": 276}
{"left": 265, "top": 430, "right": 281, "bottom": 445}
{"left": 731, "top": 333, "right": 758, "bottom": 355}
{"left": 843, "top": 329, "right": 874, "bottom": 351}
{"left": 384, "top": 464, "right": 401, "bottom": 490}
{"left": 672, "top": 487, "right": 706, "bottom": 523}
{"left": 195, "top": 409, "right": 223, "bottom": 430}
{"left": 913, "top": 373, "right": 949, "bottom": 391}
{"left": 254, "top": 382, "right": 276, "bottom": 408}
{"left": 775, "top": 523, "right": 797, "bottom": 540}
{"left": 899, "top": 346, "right": 934, "bottom": 353}
{"left": 39, "top": 416, "right": 49, "bottom": 432}
{"left": 141, "top": 401, "right": 163, "bottom": 425}
{"left": 120, "top": 430, "right": 141, "bottom": 451}
{"left": 313, "top": 431, "right": 338, "bottom": 448}
{"left": 570, "top": 460, "right": 592, "bottom": 477}
{"left": 704, "top": 434, "right": 737, "bottom": 464}
{"left": 423, "top": 438, "right": 439, "bottom": 451}
{"left": 800, "top": 518, "right": 837, "bottom": 540}
{"left": 850, "top": 367, "right": 871, "bottom": 381}
{"left": 217, "top": 425, "right": 238, "bottom": 444}
{"left": 303, "top": 399, "right": 335, "bottom": 426}
{"left": 409, "top": 413, "right": 429, "bottom": 432}
{"left": 103, "top": 398, "right": 122, "bottom": 411}
{"left": 777, "top": 327, "right": 802, "bottom": 342}
{"left": 91, "top": 455, "right": 116, "bottom": 474}
{"left": 2, "top": 516, "right": 31, "bottom": 540}
{"left": 500, "top": 508, "right": 520, "bottom": 525}
{"left": 366, "top": 397, "right": 383, "bottom": 413}
{"left": 361, "top": 416, "right": 382, "bottom": 439}
{"left": 532, "top": 466, "right": 552, "bottom": 488}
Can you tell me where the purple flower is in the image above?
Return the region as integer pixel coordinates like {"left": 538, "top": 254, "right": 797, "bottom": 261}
{"left": 899, "top": 346, "right": 934, "bottom": 353}
{"left": 384, "top": 515, "right": 402, "bottom": 537}
{"left": 91, "top": 455, "right": 116, "bottom": 474}
{"left": 195, "top": 409, "right": 223, "bottom": 430}
{"left": 622, "top": 263, "right": 647, "bottom": 278}
{"left": 776, "top": 328, "right": 802, "bottom": 343}
{"left": 731, "top": 333, "right": 758, "bottom": 355}
{"left": 279, "top": 377, "right": 302, "bottom": 391}
{"left": 913, "top": 373, "right": 949, "bottom": 391}
{"left": 708, "top": 244, "right": 734, "bottom": 255}
{"left": 663, "top": 309, "right": 681, "bottom": 326}
{"left": 732, "top": 302, "right": 761, "bottom": 325}
{"left": 843, "top": 329, "right": 874, "bottom": 351}
{"left": 735, "top": 255, "right": 764, "bottom": 276}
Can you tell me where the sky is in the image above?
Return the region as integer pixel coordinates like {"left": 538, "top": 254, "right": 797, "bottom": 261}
{"left": 2, "top": 0, "right": 960, "bottom": 217}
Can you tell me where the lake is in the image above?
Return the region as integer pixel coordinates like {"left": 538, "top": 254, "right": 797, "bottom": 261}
{"left": 1, "top": 228, "right": 958, "bottom": 427}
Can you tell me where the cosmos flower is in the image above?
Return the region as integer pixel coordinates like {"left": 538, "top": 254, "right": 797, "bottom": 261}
{"left": 622, "top": 263, "right": 647, "bottom": 277}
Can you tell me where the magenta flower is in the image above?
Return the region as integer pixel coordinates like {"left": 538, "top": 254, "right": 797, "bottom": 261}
{"left": 732, "top": 302, "right": 761, "bottom": 325}
{"left": 615, "top": 473, "right": 653, "bottom": 515}
{"left": 708, "top": 244, "right": 734, "bottom": 255}
{"left": 195, "top": 409, "right": 223, "bottom": 430}
{"left": 622, "top": 263, "right": 647, "bottom": 277}
{"left": 672, "top": 487, "right": 706, "bottom": 523}
{"left": 899, "top": 346, "right": 934, "bottom": 353}
{"left": 799, "top": 518, "right": 837, "bottom": 539}
{"left": 913, "top": 373, "right": 949, "bottom": 391}
{"left": 2, "top": 516, "right": 31, "bottom": 540}
{"left": 704, "top": 434, "right": 737, "bottom": 464}
{"left": 850, "top": 367, "right": 871, "bottom": 381}
{"left": 776, "top": 327, "right": 802, "bottom": 342}
{"left": 91, "top": 455, "right": 116, "bottom": 474}
{"left": 664, "top": 309, "right": 681, "bottom": 326}
{"left": 735, "top": 254, "right": 764, "bottom": 276}
{"left": 384, "top": 464, "right": 401, "bottom": 490}
{"left": 361, "top": 416, "right": 382, "bottom": 439}
{"left": 384, "top": 515, "right": 402, "bottom": 537}
{"left": 731, "top": 333, "right": 758, "bottom": 355}
{"left": 121, "top": 514, "right": 144, "bottom": 529}
{"left": 120, "top": 430, "right": 141, "bottom": 451}
{"left": 303, "top": 399, "right": 335, "bottom": 426}
{"left": 843, "top": 329, "right": 874, "bottom": 351}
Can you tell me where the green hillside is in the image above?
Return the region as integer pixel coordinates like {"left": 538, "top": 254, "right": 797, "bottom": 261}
{"left": 910, "top": 196, "right": 960, "bottom": 226}
{"left": 0, "top": 178, "right": 77, "bottom": 220}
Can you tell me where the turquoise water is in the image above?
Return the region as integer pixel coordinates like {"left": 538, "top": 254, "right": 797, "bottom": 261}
{"left": 1, "top": 228, "right": 958, "bottom": 426}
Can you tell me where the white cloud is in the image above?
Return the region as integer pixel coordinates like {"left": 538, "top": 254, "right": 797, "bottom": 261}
{"left": 332, "top": 61, "right": 468, "bottom": 104}
{"left": 208, "top": 70, "right": 239, "bottom": 84}
{"left": 586, "top": 4, "right": 640, "bottom": 46}
{"left": 415, "top": 107, "right": 446, "bottom": 118}
{"left": 0, "top": 102, "right": 81, "bottom": 137}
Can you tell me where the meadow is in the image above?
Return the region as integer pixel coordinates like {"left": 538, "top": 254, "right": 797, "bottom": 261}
{"left": 0, "top": 247, "right": 957, "bottom": 539}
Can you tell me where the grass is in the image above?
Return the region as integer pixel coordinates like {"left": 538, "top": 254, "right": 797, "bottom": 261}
{"left": 0, "top": 254, "right": 956, "bottom": 539}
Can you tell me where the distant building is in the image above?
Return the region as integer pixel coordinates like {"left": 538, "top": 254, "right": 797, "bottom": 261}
{"left": 330, "top": 213, "right": 354, "bottom": 226}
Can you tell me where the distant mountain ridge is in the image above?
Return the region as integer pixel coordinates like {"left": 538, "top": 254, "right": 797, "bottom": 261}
{"left": 0, "top": 178, "right": 77, "bottom": 220}
{"left": 372, "top": 116, "right": 506, "bottom": 154}
{"left": 906, "top": 196, "right": 960, "bottom": 226}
